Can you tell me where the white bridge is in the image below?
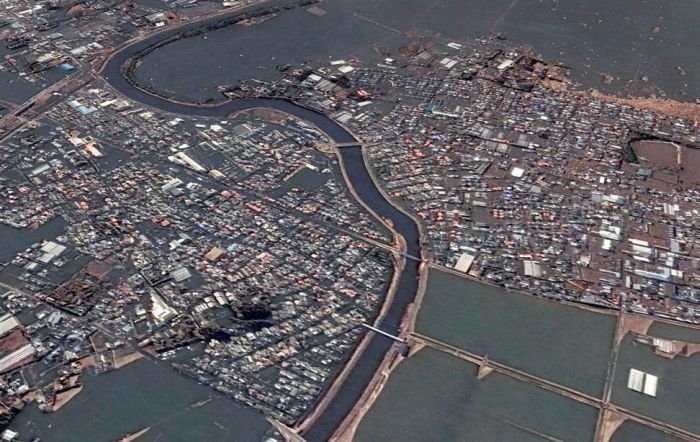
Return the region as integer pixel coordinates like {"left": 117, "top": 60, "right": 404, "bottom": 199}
{"left": 362, "top": 323, "right": 406, "bottom": 343}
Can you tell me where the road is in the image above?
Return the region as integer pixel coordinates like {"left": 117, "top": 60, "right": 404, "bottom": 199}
{"left": 411, "top": 332, "right": 700, "bottom": 442}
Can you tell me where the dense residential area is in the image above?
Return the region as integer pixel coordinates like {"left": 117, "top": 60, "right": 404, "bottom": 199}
{"left": 0, "top": 0, "right": 698, "bottom": 440}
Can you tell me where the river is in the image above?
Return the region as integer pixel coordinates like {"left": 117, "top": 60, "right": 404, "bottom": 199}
{"left": 101, "top": 15, "right": 422, "bottom": 442}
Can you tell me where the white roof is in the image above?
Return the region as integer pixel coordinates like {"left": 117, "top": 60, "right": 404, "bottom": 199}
{"left": 38, "top": 242, "right": 66, "bottom": 264}
{"left": 627, "top": 368, "right": 644, "bottom": 392}
{"left": 0, "top": 344, "right": 35, "bottom": 372}
{"left": 1, "top": 429, "right": 18, "bottom": 441}
{"left": 643, "top": 374, "right": 658, "bottom": 397}
{"left": 497, "top": 59, "right": 515, "bottom": 70}
{"left": 454, "top": 253, "right": 475, "bottom": 273}
{"left": 523, "top": 260, "right": 542, "bottom": 277}
{"left": 627, "top": 368, "right": 658, "bottom": 397}
{"left": 510, "top": 167, "right": 525, "bottom": 178}
{"left": 0, "top": 314, "right": 20, "bottom": 337}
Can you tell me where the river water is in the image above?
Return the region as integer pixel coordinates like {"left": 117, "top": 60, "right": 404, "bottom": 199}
{"left": 101, "top": 23, "right": 424, "bottom": 439}
{"left": 20, "top": 0, "right": 698, "bottom": 439}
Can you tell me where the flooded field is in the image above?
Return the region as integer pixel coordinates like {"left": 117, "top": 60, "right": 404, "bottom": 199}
{"left": 135, "top": 0, "right": 699, "bottom": 102}
{"left": 10, "top": 358, "right": 271, "bottom": 441}
{"left": 360, "top": 274, "right": 699, "bottom": 441}
{"left": 285, "top": 166, "right": 329, "bottom": 192}
{"left": 482, "top": 0, "right": 698, "bottom": 99}
{"left": 611, "top": 333, "right": 700, "bottom": 435}
{"left": 0, "top": 70, "right": 43, "bottom": 105}
{"left": 0, "top": 45, "right": 70, "bottom": 105}
{"left": 356, "top": 347, "right": 598, "bottom": 442}
{"left": 135, "top": 0, "right": 407, "bottom": 102}
{"left": 612, "top": 421, "right": 685, "bottom": 442}
{"left": 415, "top": 269, "right": 616, "bottom": 397}
{"left": 0, "top": 216, "right": 68, "bottom": 262}
{"left": 269, "top": 161, "right": 331, "bottom": 198}
{"left": 647, "top": 321, "right": 700, "bottom": 343}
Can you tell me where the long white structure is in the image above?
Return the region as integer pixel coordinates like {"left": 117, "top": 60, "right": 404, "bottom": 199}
{"left": 362, "top": 323, "right": 405, "bottom": 343}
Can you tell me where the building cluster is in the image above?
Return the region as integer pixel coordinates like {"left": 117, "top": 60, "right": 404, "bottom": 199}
{"left": 0, "top": 0, "right": 276, "bottom": 114}
{"left": 1, "top": 0, "right": 699, "bottom": 436}
{"left": 258, "top": 39, "right": 700, "bottom": 322}
{"left": 0, "top": 0, "right": 395, "bottom": 428}
{"left": 0, "top": 76, "right": 392, "bottom": 426}
{"left": 0, "top": 285, "right": 125, "bottom": 422}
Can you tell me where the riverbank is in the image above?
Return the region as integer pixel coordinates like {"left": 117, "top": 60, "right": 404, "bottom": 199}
{"left": 294, "top": 140, "right": 408, "bottom": 434}
{"left": 356, "top": 268, "right": 700, "bottom": 441}
{"left": 100, "top": 24, "right": 424, "bottom": 440}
